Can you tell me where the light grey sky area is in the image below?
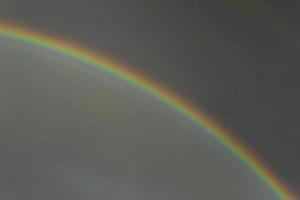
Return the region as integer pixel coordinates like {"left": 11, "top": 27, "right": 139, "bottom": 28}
{"left": 0, "top": 38, "right": 279, "bottom": 199}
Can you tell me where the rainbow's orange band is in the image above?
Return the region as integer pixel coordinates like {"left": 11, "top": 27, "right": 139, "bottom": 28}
{"left": 0, "top": 21, "right": 296, "bottom": 200}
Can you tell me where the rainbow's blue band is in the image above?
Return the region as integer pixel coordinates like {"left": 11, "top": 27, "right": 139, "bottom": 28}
{"left": 0, "top": 21, "right": 296, "bottom": 200}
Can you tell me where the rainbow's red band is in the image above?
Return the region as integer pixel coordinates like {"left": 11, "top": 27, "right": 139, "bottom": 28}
{"left": 0, "top": 21, "right": 296, "bottom": 200}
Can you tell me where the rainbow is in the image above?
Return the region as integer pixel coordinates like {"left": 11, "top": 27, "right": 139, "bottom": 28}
{"left": 0, "top": 21, "right": 296, "bottom": 200}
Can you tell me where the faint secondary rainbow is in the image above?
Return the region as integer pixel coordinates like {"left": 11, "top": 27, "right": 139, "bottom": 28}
{"left": 0, "top": 21, "right": 296, "bottom": 200}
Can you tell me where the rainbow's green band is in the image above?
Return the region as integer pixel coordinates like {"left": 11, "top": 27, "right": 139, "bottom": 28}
{"left": 0, "top": 21, "right": 295, "bottom": 200}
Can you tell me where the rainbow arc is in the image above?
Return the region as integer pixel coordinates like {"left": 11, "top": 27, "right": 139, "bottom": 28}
{"left": 0, "top": 21, "right": 296, "bottom": 200}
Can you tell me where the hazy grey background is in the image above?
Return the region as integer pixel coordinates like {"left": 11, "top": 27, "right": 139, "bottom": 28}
{"left": 0, "top": 40, "right": 278, "bottom": 199}
{"left": 0, "top": 0, "right": 299, "bottom": 197}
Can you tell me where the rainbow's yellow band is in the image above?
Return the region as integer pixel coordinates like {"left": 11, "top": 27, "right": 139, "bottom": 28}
{"left": 0, "top": 21, "right": 296, "bottom": 200}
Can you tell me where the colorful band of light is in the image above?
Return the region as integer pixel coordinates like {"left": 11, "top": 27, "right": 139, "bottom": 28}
{"left": 0, "top": 21, "right": 296, "bottom": 200}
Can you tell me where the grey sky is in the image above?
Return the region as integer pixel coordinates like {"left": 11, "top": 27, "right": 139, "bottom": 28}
{"left": 0, "top": 39, "right": 279, "bottom": 199}
{"left": 0, "top": 0, "right": 299, "bottom": 197}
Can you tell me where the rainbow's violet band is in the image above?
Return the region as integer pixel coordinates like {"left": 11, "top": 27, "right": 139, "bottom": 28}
{"left": 0, "top": 21, "right": 295, "bottom": 200}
